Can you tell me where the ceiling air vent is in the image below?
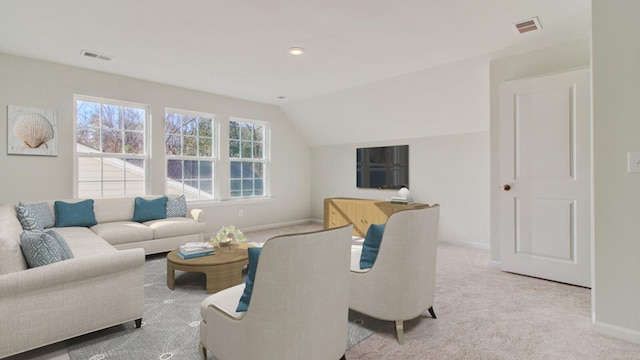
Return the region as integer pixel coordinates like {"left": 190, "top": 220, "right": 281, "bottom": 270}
{"left": 80, "top": 50, "right": 114, "bottom": 61}
{"left": 514, "top": 17, "right": 542, "bottom": 34}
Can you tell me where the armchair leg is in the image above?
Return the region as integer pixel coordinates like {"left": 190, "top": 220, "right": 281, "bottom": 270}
{"left": 395, "top": 320, "right": 405, "bottom": 345}
{"left": 340, "top": 355, "right": 347, "bottom": 360}
{"left": 199, "top": 342, "right": 207, "bottom": 360}
{"left": 134, "top": 318, "right": 142, "bottom": 328}
{"left": 428, "top": 306, "right": 437, "bottom": 319}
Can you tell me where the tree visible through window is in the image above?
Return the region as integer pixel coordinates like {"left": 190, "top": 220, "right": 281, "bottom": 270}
{"left": 75, "top": 97, "right": 148, "bottom": 198}
{"left": 165, "top": 109, "right": 215, "bottom": 200}
{"left": 229, "top": 119, "right": 267, "bottom": 198}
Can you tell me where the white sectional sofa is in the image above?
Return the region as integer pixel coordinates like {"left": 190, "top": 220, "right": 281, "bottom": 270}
{"left": 0, "top": 195, "right": 206, "bottom": 358}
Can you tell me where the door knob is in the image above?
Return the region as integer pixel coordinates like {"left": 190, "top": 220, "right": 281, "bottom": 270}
{"left": 503, "top": 184, "right": 511, "bottom": 191}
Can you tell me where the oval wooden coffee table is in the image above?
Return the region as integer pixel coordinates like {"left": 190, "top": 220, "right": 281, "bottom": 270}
{"left": 167, "top": 243, "right": 252, "bottom": 294}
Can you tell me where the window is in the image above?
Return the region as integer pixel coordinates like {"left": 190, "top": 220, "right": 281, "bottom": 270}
{"left": 229, "top": 118, "right": 268, "bottom": 198}
{"left": 165, "top": 109, "right": 215, "bottom": 200}
{"left": 75, "top": 96, "right": 148, "bottom": 198}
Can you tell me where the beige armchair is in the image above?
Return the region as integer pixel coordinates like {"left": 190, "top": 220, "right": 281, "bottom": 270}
{"left": 199, "top": 225, "right": 353, "bottom": 360}
{"left": 349, "top": 205, "right": 440, "bottom": 344}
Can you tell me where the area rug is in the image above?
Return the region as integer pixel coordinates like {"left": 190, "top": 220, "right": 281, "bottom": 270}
{"left": 67, "top": 254, "right": 382, "bottom": 360}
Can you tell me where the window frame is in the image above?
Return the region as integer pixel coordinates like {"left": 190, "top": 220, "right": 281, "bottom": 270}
{"left": 73, "top": 94, "right": 150, "bottom": 198}
{"left": 228, "top": 117, "right": 270, "bottom": 199}
{"left": 164, "top": 108, "right": 218, "bottom": 201}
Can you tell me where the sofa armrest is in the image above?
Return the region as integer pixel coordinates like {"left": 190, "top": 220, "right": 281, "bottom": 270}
{"left": 0, "top": 248, "right": 145, "bottom": 358}
{"left": 191, "top": 208, "right": 205, "bottom": 223}
{"left": 0, "top": 248, "right": 144, "bottom": 295}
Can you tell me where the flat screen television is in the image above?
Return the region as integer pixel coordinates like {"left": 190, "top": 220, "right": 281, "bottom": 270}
{"left": 356, "top": 145, "right": 409, "bottom": 189}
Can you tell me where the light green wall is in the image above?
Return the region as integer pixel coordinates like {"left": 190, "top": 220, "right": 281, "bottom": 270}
{"left": 592, "top": 0, "right": 640, "bottom": 340}
{"left": 0, "top": 52, "right": 312, "bottom": 235}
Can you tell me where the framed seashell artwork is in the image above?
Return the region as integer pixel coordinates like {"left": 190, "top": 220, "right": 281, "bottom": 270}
{"left": 7, "top": 105, "right": 58, "bottom": 156}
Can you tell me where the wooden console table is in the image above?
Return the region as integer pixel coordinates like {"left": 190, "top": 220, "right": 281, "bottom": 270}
{"left": 323, "top": 197, "right": 429, "bottom": 237}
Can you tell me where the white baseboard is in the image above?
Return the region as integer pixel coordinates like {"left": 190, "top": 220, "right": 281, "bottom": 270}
{"left": 439, "top": 239, "right": 490, "bottom": 250}
{"left": 592, "top": 320, "right": 640, "bottom": 344}
{"left": 488, "top": 260, "right": 501, "bottom": 269}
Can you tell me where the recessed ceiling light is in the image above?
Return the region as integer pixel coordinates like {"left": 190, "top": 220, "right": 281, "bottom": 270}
{"left": 80, "top": 49, "right": 114, "bottom": 61}
{"left": 288, "top": 47, "right": 305, "bottom": 56}
{"left": 277, "top": 96, "right": 287, "bottom": 100}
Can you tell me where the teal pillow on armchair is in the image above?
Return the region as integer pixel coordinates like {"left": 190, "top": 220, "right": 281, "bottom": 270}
{"left": 236, "top": 247, "right": 261, "bottom": 312}
{"left": 359, "top": 223, "right": 385, "bottom": 270}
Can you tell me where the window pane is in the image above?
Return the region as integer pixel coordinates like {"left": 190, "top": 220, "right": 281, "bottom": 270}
{"left": 103, "top": 160, "right": 124, "bottom": 181}
{"left": 77, "top": 101, "right": 101, "bottom": 128}
{"left": 230, "top": 161, "right": 241, "bottom": 178}
{"left": 200, "top": 180, "right": 213, "bottom": 195}
{"left": 102, "top": 129, "right": 122, "bottom": 154}
{"left": 242, "top": 162, "right": 253, "bottom": 178}
{"left": 199, "top": 137, "right": 212, "bottom": 157}
{"left": 165, "top": 113, "right": 182, "bottom": 135}
{"left": 183, "top": 116, "right": 198, "bottom": 136}
{"left": 184, "top": 136, "right": 197, "bottom": 156}
{"left": 230, "top": 140, "right": 240, "bottom": 158}
{"left": 253, "top": 142, "right": 263, "bottom": 158}
{"left": 184, "top": 160, "right": 198, "bottom": 179}
{"left": 167, "top": 160, "right": 183, "bottom": 180}
{"left": 199, "top": 161, "right": 212, "bottom": 178}
{"left": 103, "top": 181, "right": 125, "bottom": 197}
{"left": 101, "top": 104, "right": 122, "bottom": 129}
{"left": 241, "top": 123, "right": 252, "bottom": 140}
{"left": 124, "top": 159, "right": 144, "bottom": 180}
{"left": 78, "top": 181, "right": 102, "bottom": 199}
{"left": 229, "top": 121, "right": 240, "bottom": 140}
{"left": 124, "top": 131, "right": 144, "bottom": 154}
{"left": 166, "top": 134, "right": 181, "bottom": 155}
{"left": 254, "top": 162, "right": 263, "bottom": 178}
{"left": 253, "top": 125, "right": 263, "bottom": 141}
{"left": 78, "top": 156, "right": 102, "bottom": 181}
{"left": 241, "top": 141, "right": 252, "bottom": 158}
{"left": 230, "top": 179, "right": 241, "bottom": 191}
{"left": 124, "top": 107, "right": 144, "bottom": 131}
{"left": 199, "top": 118, "right": 212, "bottom": 137}
{"left": 124, "top": 181, "right": 145, "bottom": 196}
{"left": 255, "top": 179, "right": 264, "bottom": 191}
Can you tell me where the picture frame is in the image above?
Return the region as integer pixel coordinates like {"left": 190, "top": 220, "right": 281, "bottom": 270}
{"left": 7, "top": 105, "right": 58, "bottom": 156}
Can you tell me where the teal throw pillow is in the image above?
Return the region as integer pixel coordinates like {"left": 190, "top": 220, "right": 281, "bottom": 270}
{"left": 359, "top": 223, "right": 385, "bottom": 270}
{"left": 166, "top": 194, "right": 187, "bottom": 218}
{"left": 16, "top": 202, "right": 41, "bottom": 230}
{"left": 46, "top": 230, "right": 74, "bottom": 260}
{"left": 236, "top": 247, "right": 261, "bottom": 312}
{"left": 20, "top": 230, "right": 63, "bottom": 268}
{"left": 132, "top": 196, "right": 168, "bottom": 223}
{"left": 54, "top": 199, "right": 98, "bottom": 228}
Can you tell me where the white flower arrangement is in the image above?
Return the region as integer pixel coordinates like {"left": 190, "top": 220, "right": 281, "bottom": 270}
{"left": 214, "top": 225, "right": 246, "bottom": 245}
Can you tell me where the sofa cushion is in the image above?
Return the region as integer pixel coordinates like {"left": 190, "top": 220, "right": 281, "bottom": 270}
{"left": 91, "top": 221, "right": 154, "bottom": 246}
{"left": 20, "top": 230, "right": 63, "bottom": 268}
{"left": 132, "top": 196, "right": 168, "bottom": 223}
{"left": 23, "top": 202, "right": 55, "bottom": 229}
{"left": 166, "top": 194, "right": 187, "bottom": 218}
{"left": 55, "top": 199, "right": 98, "bottom": 228}
{"left": 146, "top": 217, "right": 205, "bottom": 239}
{"left": 359, "top": 223, "right": 385, "bottom": 270}
{"left": 236, "top": 247, "right": 261, "bottom": 312}
{"left": 52, "top": 227, "right": 116, "bottom": 257}
{"left": 0, "top": 204, "right": 28, "bottom": 274}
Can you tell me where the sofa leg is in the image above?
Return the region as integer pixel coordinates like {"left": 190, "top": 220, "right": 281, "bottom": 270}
{"left": 428, "top": 306, "right": 437, "bottom": 319}
{"left": 134, "top": 318, "right": 142, "bottom": 328}
{"left": 395, "top": 320, "right": 405, "bottom": 345}
{"left": 199, "top": 342, "right": 207, "bottom": 360}
{"left": 340, "top": 355, "right": 346, "bottom": 360}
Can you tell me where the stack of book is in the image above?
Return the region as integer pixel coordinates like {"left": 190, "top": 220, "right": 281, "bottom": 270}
{"left": 178, "top": 242, "right": 216, "bottom": 259}
{"left": 390, "top": 196, "right": 414, "bottom": 205}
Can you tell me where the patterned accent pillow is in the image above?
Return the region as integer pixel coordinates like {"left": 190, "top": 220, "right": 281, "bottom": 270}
{"left": 20, "top": 230, "right": 63, "bottom": 268}
{"left": 24, "top": 202, "right": 54, "bottom": 229}
{"left": 46, "top": 230, "right": 74, "bottom": 260}
{"left": 166, "top": 194, "right": 187, "bottom": 218}
{"left": 15, "top": 202, "right": 41, "bottom": 231}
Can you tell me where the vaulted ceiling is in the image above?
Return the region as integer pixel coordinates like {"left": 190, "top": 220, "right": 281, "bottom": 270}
{"left": 0, "top": 1, "right": 590, "bottom": 105}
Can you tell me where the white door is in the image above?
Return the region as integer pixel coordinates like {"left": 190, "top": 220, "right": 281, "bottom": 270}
{"left": 499, "top": 68, "right": 591, "bottom": 287}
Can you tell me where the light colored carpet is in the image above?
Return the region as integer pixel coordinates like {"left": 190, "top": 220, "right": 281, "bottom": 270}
{"left": 345, "top": 242, "right": 640, "bottom": 359}
{"left": 9, "top": 223, "right": 640, "bottom": 359}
